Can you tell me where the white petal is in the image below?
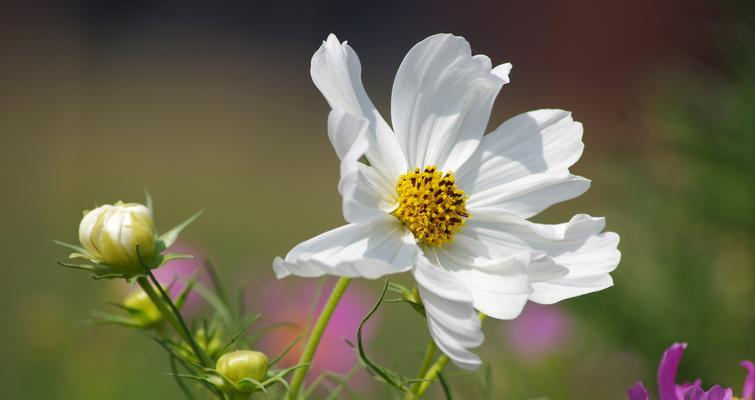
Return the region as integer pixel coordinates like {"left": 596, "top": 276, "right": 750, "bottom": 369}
{"left": 466, "top": 173, "right": 591, "bottom": 218}
{"left": 413, "top": 253, "right": 484, "bottom": 370}
{"left": 465, "top": 208, "right": 620, "bottom": 304}
{"left": 391, "top": 34, "right": 510, "bottom": 172}
{"left": 311, "top": 34, "right": 406, "bottom": 179}
{"left": 329, "top": 110, "right": 395, "bottom": 223}
{"left": 273, "top": 215, "right": 417, "bottom": 279}
{"left": 432, "top": 248, "right": 533, "bottom": 320}
{"left": 328, "top": 109, "right": 369, "bottom": 161}
{"left": 458, "top": 109, "right": 587, "bottom": 218}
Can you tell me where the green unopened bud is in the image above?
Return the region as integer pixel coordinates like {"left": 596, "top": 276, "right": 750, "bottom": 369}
{"left": 216, "top": 350, "right": 268, "bottom": 388}
{"left": 196, "top": 327, "right": 225, "bottom": 359}
{"left": 78, "top": 201, "right": 156, "bottom": 274}
{"left": 123, "top": 290, "right": 162, "bottom": 327}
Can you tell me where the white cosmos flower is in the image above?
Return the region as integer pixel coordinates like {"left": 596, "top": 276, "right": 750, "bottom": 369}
{"left": 274, "top": 33, "right": 621, "bottom": 370}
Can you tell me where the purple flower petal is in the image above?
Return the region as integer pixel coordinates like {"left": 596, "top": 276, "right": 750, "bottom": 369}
{"left": 741, "top": 360, "right": 754, "bottom": 400}
{"left": 685, "top": 386, "right": 705, "bottom": 400}
{"left": 683, "top": 385, "right": 733, "bottom": 400}
{"left": 628, "top": 382, "right": 650, "bottom": 400}
{"left": 659, "top": 343, "right": 688, "bottom": 400}
{"left": 677, "top": 380, "right": 703, "bottom": 399}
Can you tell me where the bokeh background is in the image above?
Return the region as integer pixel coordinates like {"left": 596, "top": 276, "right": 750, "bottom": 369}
{"left": 1, "top": 0, "right": 752, "bottom": 398}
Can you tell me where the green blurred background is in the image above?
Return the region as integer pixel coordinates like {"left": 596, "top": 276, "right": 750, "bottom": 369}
{"left": 1, "top": 0, "right": 752, "bottom": 398}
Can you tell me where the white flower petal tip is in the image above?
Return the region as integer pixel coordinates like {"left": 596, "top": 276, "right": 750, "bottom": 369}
{"left": 273, "top": 218, "right": 418, "bottom": 280}
{"left": 272, "top": 256, "right": 291, "bottom": 279}
{"left": 391, "top": 33, "right": 512, "bottom": 172}
{"left": 527, "top": 214, "right": 621, "bottom": 304}
{"left": 311, "top": 33, "right": 407, "bottom": 180}
{"left": 492, "top": 62, "right": 513, "bottom": 83}
{"left": 460, "top": 209, "right": 619, "bottom": 305}
{"left": 413, "top": 256, "right": 484, "bottom": 370}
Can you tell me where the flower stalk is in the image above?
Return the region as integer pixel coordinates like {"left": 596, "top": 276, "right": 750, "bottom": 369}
{"left": 405, "top": 341, "right": 437, "bottom": 399}
{"left": 414, "top": 354, "right": 449, "bottom": 398}
{"left": 135, "top": 275, "right": 211, "bottom": 367}
{"left": 286, "top": 277, "right": 351, "bottom": 400}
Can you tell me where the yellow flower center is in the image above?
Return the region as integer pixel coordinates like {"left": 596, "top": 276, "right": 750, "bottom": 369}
{"left": 392, "top": 166, "right": 469, "bottom": 246}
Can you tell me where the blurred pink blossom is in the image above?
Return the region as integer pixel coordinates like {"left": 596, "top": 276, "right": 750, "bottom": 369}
{"left": 504, "top": 302, "right": 573, "bottom": 361}
{"left": 253, "top": 279, "right": 379, "bottom": 388}
{"left": 153, "top": 243, "right": 211, "bottom": 315}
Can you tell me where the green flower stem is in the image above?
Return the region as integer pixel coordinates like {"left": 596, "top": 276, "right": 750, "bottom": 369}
{"left": 136, "top": 276, "right": 210, "bottom": 367}
{"left": 413, "top": 354, "right": 449, "bottom": 398}
{"left": 404, "top": 341, "right": 437, "bottom": 399}
{"left": 412, "top": 314, "right": 487, "bottom": 398}
{"left": 286, "top": 277, "right": 351, "bottom": 400}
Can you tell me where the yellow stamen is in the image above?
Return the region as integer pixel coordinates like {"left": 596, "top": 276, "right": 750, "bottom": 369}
{"left": 392, "top": 166, "right": 469, "bottom": 246}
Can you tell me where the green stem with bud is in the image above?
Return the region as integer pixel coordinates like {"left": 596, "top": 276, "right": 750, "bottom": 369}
{"left": 286, "top": 277, "right": 351, "bottom": 400}
{"left": 136, "top": 276, "right": 211, "bottom": 367}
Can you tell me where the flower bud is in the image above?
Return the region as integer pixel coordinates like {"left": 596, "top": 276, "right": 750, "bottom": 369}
{"left": 78, "top": 202, "right": 156, "bottom": 274}
{"left": 216, "top": 350, "right": 269, "bottom": 386}
{"left": 196, "top": 327, "right": 224, "bottom": 359}
{"left": 122, "top": 290, "right": 162, "bottom": 327}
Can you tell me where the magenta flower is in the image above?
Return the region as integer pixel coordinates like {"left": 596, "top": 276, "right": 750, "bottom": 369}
{"left": 254, "top": 279, "right": 379, "bottom": 383}
{"left": 504, "top": 303, "right": 572, "bottom": 361}
{"left": 628, "top": 343, "right": 754, "bottom": 400}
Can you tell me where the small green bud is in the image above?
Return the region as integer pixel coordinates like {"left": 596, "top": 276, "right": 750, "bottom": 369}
{"left": 78, "top": 201, "right": 156, "bottom": 274}
{"left": 196, "top": 327, "right": 224, "bottom": 359}
{"left": 122, "top": 290, "right": 162, "bottom": 327}
{"left": 216, "top": 350, "right": 269, "bottom": 388}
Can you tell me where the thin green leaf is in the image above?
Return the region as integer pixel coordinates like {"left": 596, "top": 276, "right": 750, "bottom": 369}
{"left": 323, "top": 365, "right": 359, "bottom": 400}
{"left": 387, "top": 282, "right": 412, "bottom": 297}
{"left": 268, "top": 334, "right": 302, "bottom": 368}
{"left": 89, "top": 310, "right": 142, "bottom": 328}
{"left": 160, "top": 253, "right": 195, "bottom": 264}
{"left": 158, "top": 210, "right": 204, "bottom": 248}
{"left": 216, "top": 325, "right": 250, "bottom": 355}
{"left": 67, "top": 252, "right": 91, "bottom": 260}
{"left": 51, "top": 240, "right": 87, "bottom": 254}
{"left": 438, "top": 372, "right": 453, "bottom": 400}
{"left": 144, "top": 188, "right": 154, "bottom": 215}
{"left": 174, "top": 276, "right": 198, "bottom": 310}
{"left": 193, "top": 282, "right": 234, "bottom": 328}
{"left": 170, "top": 355, "right": 198, "bottom": 400}
{"left": 355, "top": 279, "right": 411, "bottom": 392}
{"left": 203, "top": 258, "right": 232, "bottom": 315}
{"left": 56, "top": 260, "right": 110, "bottom": 275}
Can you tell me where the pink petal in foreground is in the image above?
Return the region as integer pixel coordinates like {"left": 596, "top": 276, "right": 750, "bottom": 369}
{"left": 741, "top": 360, "right": 754, "bottom": 400}
{"left": 628, "top": 382, "right": 650, "bottom": 400}
{"left": 659, "top": 343, "right": 688, "bottom": 400}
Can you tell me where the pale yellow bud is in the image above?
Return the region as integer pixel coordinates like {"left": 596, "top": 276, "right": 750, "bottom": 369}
{"left": 216, "top": 350, "right": 269, "bottom": 386}
{"left": 122, "top": 290, "right": 162, "bottom": 327}
{"left": 78, "top": 202, "right": 156, "bottom": 274}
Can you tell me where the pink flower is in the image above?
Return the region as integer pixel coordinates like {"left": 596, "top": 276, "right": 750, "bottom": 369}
{"left": 254, "top": 279, "right": 379, "bottom": 384}
{"left": 504, "top": 303, "right": 572, "bottom": 361}
{"left": 628, "top": 343, "right": 754, "bottom": 400}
